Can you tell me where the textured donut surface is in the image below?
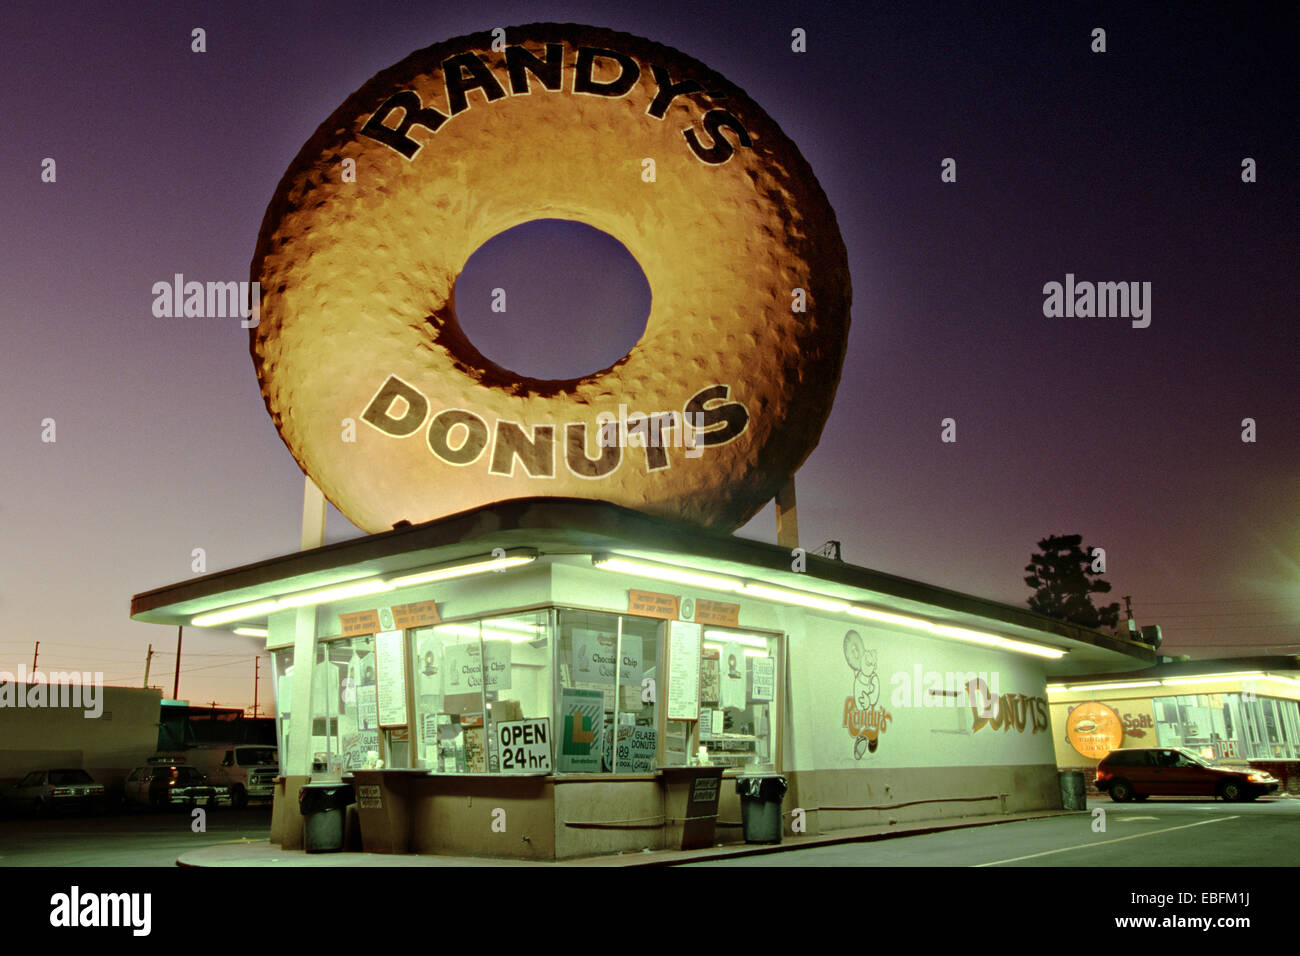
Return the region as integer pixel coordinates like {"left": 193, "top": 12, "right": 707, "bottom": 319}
{"left": 251, "top": 22, "right": 851, "bottom": 533}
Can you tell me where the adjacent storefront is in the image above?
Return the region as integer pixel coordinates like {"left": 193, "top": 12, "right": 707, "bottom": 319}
{"left": 1048, "top": 657, "right": 1300, "bottom": 791}
{"left": 132, "top": 498, "right": 1153, "bottom": 859}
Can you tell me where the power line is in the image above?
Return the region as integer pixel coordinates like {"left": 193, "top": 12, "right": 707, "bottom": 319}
{"left": 1161, "top": 623, "right": 1298, "bottom": 631}
{"left": 1140, "top": 599, "right": 1292, "bottom": 606}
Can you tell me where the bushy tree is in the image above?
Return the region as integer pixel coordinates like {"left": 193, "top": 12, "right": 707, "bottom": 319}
{"left": 1024, "top": 533, "right": 1120, "bottom": 629}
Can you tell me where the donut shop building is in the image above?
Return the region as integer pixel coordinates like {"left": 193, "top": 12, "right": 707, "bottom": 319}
{"left": 130, "top": 498, "right": 1153, "bottom": 860}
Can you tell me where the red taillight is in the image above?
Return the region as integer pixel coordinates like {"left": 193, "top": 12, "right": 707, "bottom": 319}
{"left": 51, "top": 788, "right": 72, "bottom": 796}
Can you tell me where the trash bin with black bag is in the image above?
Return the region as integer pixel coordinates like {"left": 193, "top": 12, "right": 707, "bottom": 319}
{"left": 736, "top": 774, "right": 788, "bottom": 844}
{"left": 299, "top": 783, "right": 355, "bottom": 853}
{"left": 1058, "top": 770, "right": 1086, "bottom": 811}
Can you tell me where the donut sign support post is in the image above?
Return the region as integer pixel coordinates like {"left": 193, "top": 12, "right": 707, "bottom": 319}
{"left": 251, "top": 23, "right": 851, "bottom": 535}
{"left": 300, "top": 476, "right": 326, "bottom": 551}
{"left": 775, "top": 476, "right": 799, "bottom": 550}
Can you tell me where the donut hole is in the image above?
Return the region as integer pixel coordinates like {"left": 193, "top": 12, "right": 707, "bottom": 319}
{"left": 452, "top": 219, "right": 651, "bottom": 383}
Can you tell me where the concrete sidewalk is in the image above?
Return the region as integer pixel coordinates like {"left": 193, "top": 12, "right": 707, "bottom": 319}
{"left": 177, "top": 807, "right": 1078, "bottom": 867}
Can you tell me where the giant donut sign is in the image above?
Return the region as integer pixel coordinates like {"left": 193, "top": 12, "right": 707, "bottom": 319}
{"left": 251, "top": 23, "right": 851, "bottom": 534}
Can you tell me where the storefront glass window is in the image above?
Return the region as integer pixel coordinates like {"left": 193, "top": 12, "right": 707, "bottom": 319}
{"left": 661, "top": 626, "right": 779, "bottom": 771}
{"left": 698, "top": 628, "right": 778, "bottom": 770}
{"left": 556, "top": 610, "right": 660, "bottom": 773}
{"left": 413, "top": 611, "right": 552, "bottom": 773}
{"left": 271, "top": 647, "right": 293, "bottom": 764}
{"left": 1154, "top": 692, "right": 1300, "bottom": 760}
{"left": 612, "top": 615, "right": 659, "bottom": 772}
{"left": 312, "top": 634, "right": 379, "bottom": 773}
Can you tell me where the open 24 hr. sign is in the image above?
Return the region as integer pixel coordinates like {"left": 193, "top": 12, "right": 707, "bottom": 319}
{"left": 496, "top": 718, "right": 553, "bottom": 773}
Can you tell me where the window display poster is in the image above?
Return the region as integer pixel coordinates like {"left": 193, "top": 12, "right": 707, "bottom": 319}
{"left": 602, "top": 714, "right": 614, "bottom": 770}
{"left": 356, "top": 685, "right": 378, "bottom": 731}
{"left": 559, "top": 688, "right": 605, "bottom": 772}
{"left": 421, "top": 712, "right": 442, "bottom": 748}
{"left": 414, "top": 639, "right": 442, "bottom": 700}
{"left": 567, "top": 631, "right": 643, "bottom": 687}
{"left": 463, "top": 725, "right": 487, "bottom": 773}
{"left": 341, "top": 730, "right": 378, "bottom": 771}
{"left": 442, "top": 640, "right": 512, "bottom": 694}
{"left": 667, "top": 621, "right": 702, "bottom": 721}
{"left": 750, "top": 656, "right": 775, "bottom": 702}
{"left": 375, "top": 629, "right": 409, "bottom": 727}
{"left": 720, "top": 642, "right": 746, "bottom": 710}
{"left": 619, "top": 634, "right": 643, "bottom": 687}
{"left": 700, "top": 648, "right": 720, "bottom": 705}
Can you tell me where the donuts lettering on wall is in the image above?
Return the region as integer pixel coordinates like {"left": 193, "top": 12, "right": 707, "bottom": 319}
{"left": 251, "top": 23, "right": 851, "bottom": 534}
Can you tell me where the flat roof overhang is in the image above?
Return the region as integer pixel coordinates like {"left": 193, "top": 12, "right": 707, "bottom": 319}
{"left": 1049, "top": 655, "right": 1300, "bottom": 688}
{"left": 130, "top": 497, "right": 1155, "bottom": 674}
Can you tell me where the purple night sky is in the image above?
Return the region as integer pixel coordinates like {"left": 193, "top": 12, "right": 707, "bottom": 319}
{"left": 2, "top": 1, "right": 1296, "bottom": 709}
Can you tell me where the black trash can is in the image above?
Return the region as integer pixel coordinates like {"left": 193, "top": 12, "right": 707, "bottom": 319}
{"left": 1059, "top": 770, "right": 1086, "bottom": 811}
{"left": 736, "top": 774, "right": 788, "bottom": 844}
{"left": 299, "top": 783, "right": 355, "bottom": 853}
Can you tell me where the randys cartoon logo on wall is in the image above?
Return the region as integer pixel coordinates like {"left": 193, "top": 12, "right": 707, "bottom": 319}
{"left": 843, "top": 630, "right": 892, "bottom": 757}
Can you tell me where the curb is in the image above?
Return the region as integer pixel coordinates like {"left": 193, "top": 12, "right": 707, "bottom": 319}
{"left": 177, "top": 808, "right": 1081, "bottom": 867}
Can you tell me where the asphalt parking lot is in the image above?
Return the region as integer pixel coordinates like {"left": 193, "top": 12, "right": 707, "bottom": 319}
{"left": 684, "top": 796, "right": 1300, "bottom": 866}
{"left": 0, "top": 805, "right": 273, "bottom": 866}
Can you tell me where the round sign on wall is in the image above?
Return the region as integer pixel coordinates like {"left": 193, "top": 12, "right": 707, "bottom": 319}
{"left": 1066, "top": 701, "right": 1125, "bottom": 759}
{"left": 251, "top": 23, "right": 851, "bottom": 533}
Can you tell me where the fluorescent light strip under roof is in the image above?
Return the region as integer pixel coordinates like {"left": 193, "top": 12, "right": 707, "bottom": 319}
{"left": 1051, "top": 673, "right": 1300, "bottom": 693}
{"left": 592, "top": 556, "right": 743, "bottom": 593}
{"left": 191, "top": 552, "right": 536, "bottom": 628}
{"left": 1062, "top": 681, "right": 1162, "bottom": 693}
{"left": 592, "top": 555, "right": 1066, "bottom": 659}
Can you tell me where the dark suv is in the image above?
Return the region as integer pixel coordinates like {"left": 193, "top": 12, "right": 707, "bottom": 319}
{"left": 1095, "top": 747, "right": 1279, "bottom": 802}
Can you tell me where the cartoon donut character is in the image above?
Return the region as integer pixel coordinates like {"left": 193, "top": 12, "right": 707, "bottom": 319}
{"left": 843, "top": 629, "right": 880, "bottom": 757}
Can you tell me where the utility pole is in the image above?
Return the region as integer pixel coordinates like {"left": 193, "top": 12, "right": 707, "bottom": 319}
{"left": 143, "top": 644, "right": 154, "bottom": 688}
{"left": 31, "top": 641, "right": 39, "bottom": 671}
{"left": 173, "top": 625, "right": 183, "bottom": 700}
{"left": 252, "top": 656, "right": 260, "bottom": 719}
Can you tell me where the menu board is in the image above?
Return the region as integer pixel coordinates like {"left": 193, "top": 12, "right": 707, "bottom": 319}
{"left": 374, "top": 629, "right": 408, "bottom": 727}
{"left": 666, "top": 620, "right": 702, "bottom": 721}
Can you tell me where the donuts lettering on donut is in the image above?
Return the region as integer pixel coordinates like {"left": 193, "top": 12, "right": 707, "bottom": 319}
{"left": 360, "top": 375, "right": 748, "bottom": 477}
{"left": 251, "top": 23, "right": 851, "bottom": 535}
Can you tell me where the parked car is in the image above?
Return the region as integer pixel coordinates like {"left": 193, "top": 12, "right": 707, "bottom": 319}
{"left": 1096, "top": 747, "right": 1280, "bottom": 802}
{"left": 123, "top": 764, "right": 232, "bottom": 810}
{"left": 0, "top": 769, "right": 107, "bottom": 815}
{"left": 149, "top": 745, "right": 278, "bottom": 808}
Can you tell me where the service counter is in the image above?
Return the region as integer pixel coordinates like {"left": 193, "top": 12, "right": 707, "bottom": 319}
{"left": 271, "top": 767, "right": 754, "bottom": 860}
